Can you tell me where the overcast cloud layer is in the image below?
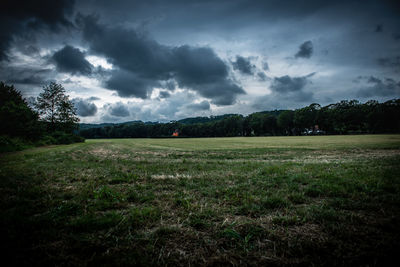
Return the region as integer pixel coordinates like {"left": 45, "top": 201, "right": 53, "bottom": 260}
{"left": 1, "top": 0, "right": 399, "bottom": 123}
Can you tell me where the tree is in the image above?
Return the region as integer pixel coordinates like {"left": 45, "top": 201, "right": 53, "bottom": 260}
{"left": 36, "top": 82, "right": 79, "bottom": 133}
{"left": 0, "top": 82, "right": 42, "bottom": 140}
{"left": 294, "top": 103, "right": 320, "bottom": 131}
{"left": 277, "top": 110, "right": 294, "bottom": 135}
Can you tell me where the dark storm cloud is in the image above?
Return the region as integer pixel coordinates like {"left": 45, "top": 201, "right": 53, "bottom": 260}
{"left": 375, "top": 24, "right": 383, "bottom": 33}
{"left": 159, "top": 91, "right": 171, "bottom": 99}
{"left": 82, "top": 0, "right": 390, "bottom": 30}
{"left": 258, "top": 73, "right": 316, "bottom": 104}
{"left": 252, "top": 90, "right": 314, "bottom": 110}
{"left": 172, "top": 45, "right": 228, "bottom": 85}
{"left": 377, "top": 56, "right": 400, "bottom": 71}
{"left": 232, "top": 56, "right": 255, "bottom": 75}
{"left": 73, "top": 97, "right": 98, "bottom": 117}
{"left": 368, "top": 76, "right": 381, "bottom": 84}
{"left": 105, "top": 69, "right": 159, "bottom": 99}
{"left": 52, "top": 45, "right": 93, "bottom": 75}
{"left": 357, "top": 76, "right": 400, "bottom": 97}
{"left": 270, "top": 73, "right": 315, "bottom": 93}
{"left": 163, "top": 80, "right": 176, "bottom": 91}
{"left": 105, "top": 102, "right": 130, "bottom": 117}
{"left": 77, "top": 15, "right": 245, "bottom": 105}
{"left": 257, "top": 72, "right": 269, "bottom": 81}
{"left": 0, "top": 0, "right": 75, "bottom": 61}
{"left": 262, "top": 62, "right": 270, "bottom": 71}
{"left": 189, "top": 81, "right": 245, "bottom": 106}
{"left": 77, "top": 14, "right": 172, "bottom": 80}
{"left": 172, "top": 46, "right": 246, "bottom": 104}
{"left": 295, "top": 41, "right": 313, "bottom": 59}
{"left": 186, "top": 100, "right": 210, "bottom": 111}
{"left": 0, "top": 66, "right": 52, "bottom": 85}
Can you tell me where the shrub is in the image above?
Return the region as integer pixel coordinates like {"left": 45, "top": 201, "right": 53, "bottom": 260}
{"left": 0, "top": 135, "right": 32, "bottom": 152}
{"left": 48, "top": 131, "right": 85, "bottom": 145}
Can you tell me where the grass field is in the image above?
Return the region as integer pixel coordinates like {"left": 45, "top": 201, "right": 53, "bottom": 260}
{"left": 1, "top": 135, "right": 400, "bottom": 266}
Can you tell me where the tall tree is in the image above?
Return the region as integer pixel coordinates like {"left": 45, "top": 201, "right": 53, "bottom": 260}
{"left": 0, "top": 82, "right": 41, "bottom": 139}
{"left": 277, "top": 110, "right": 294, "bottom": 135}
{"left": 36, "top": 82, "right": 79, "bottom": 133}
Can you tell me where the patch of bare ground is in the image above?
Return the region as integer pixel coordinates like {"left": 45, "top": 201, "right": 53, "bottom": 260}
{"left": 136, "top": 150, "right": 171, "bottom": 156}
{"left": 151, "top": 173, "right": 192, "bottom": 180}
{"left": 319, "top": 148, "right": 395, "bottom": 160}
{"left": 88, "top": 147, "right": 130, "bottom": 159}
{"left": 276, "top": 223, "right": 329, "bottom": 244}
{"left": 48, "top": 183, "right": 78, "bottom": 192}
{"left": 287, "top": 149, "right": 400, "bottom": 164}
{"left": 177, "top": 149, "right": 399, "bottom": 164}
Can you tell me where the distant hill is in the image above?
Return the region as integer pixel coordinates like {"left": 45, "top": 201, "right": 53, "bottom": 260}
{"left": 255, "top": 110, "right": 287, "bottom": 117}
{"left": 79, "top": 122, "right": 118, "bottom": 130}
{"left": 79, "top": 111, "right": 289, "bottom": 129}
{"left": 177, "top": 114, "right": 240, "bottom": 125}
{"left": 79, "top": 120, "right": 146, "bottom": 130}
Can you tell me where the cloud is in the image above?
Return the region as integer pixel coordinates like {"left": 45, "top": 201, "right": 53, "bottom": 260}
{"left": 189, "top": 80, "right": 245, "bottom": 106}
{"left": 77, "top": 15, "right": 245, "bottom": 105}
{"left": 73, "top": 97, "right": 98, "bottom": 117}
{"left": 257, "top": 72, "right": 269, "bottom": 81}
{"left": 262, "top": 61, "right": 270, "bottom": 71}
{"left": 270, "top": 73, "right": 315, "bottom": 93}
{"left": 357, "top": 76, "right": 400, "bottom": 97}
{"left": 377, "top": 56, "right": 400, "bottom": 72}
{"left": 163, "top": 80, "right": 176, "bottom": 91}
{"left": 0, "top": 0, "right": 75, "bottom": 61}
{"left": 295, "top": 40, "right": 313, "bottom": 59}
{"left": 375, "top": 24, "right": 383, "bottom": 33}
{"left": 159, "top": 91, "right": 171, "bottom": 99}
{"left": 252, "top": 91, "right": 314, "bottom": 110}
{"left": 252, "top": 73, "right": 316, "bottom": 108}
{"left": 172, "top": 45, "right": 228, "bottom": 84}
{"left": 52, "top": 45, "right": 94, "bottom": 75}
{"left": 104, "top": 102, "right": 130, "bottom": 117}
{"left": 105, "top": 69, "right": 158, "bottom": 99}
{"left": 186, "top": 100, "right": 210, "bottom": 111}
{"left": 0, "top": 65, "right": 52, "bottom": 85}
{"left": 232, "top": 56, "right": 255, "bottom": 75}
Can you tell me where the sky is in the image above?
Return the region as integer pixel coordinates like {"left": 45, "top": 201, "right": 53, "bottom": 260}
{"left": 1, "top": 0, "right": 400, "bottom": 123}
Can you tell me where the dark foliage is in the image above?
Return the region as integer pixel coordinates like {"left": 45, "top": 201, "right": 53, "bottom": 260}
{"left": 79, "top": 99, "right": 400, "bottom": 139}
{"left": 36, "top": 82, "right": 79, "bottom": 133}
{"left": 0, "top": 82, "right": 42, "bottom": 140}
{"left": 0, "top": 82, "right": 83, "bottom": 152}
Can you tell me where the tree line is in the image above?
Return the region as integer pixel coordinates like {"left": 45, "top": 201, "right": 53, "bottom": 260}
{"left": 0, "top": 82, "right": 83, "bottom": 152}
{"left": 80, "top": 99, "right": 400, "bottom": 139}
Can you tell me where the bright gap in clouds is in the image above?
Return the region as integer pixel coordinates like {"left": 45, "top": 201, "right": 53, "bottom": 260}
{"left": 85, "top": 56, "right": 113, "bottom": 69}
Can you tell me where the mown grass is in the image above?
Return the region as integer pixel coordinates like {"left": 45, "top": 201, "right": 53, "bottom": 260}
{"left": 1, "top": 135, "right": 400, "bottom": 266}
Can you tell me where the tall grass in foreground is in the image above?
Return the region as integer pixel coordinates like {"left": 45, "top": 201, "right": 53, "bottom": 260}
{"left": 1, "top": 135, "right": 399, "bottom": 266}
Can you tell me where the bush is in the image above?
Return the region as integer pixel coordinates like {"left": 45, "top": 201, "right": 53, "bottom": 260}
{"left": 73, "top": 134, "right": 85, "bottom": 143}
{"left": 0, "top": 135, "right": 32, "bottom": 152}
{"left": 0, "top": 132, "right": 85, "bottom": 153}
{"left": 49, "top": 131, "right": 85, "bottom": 145}
{"left": 35, "top": 135, "right": 57, "bottom": 146}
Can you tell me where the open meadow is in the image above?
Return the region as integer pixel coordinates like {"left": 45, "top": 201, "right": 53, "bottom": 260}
{"left": 1, "top": 135, "right": 400, "bottom": 266}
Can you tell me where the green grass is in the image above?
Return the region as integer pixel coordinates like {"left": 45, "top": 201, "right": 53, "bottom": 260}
{"left": 1, "top": 135, "right": 400, "bottom": 266}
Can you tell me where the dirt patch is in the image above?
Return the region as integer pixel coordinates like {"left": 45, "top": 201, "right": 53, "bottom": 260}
{"left": 89, "top": 147, "right": 130, "bottom": 159}
{"left": 299, "top": 149, "right": 400, "bottom": 163}
{"left": 136, "top": 151, "right": 171, "bottom": 156}
{"left": 151, "top": 174, "right": 192, "bottom": 180}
